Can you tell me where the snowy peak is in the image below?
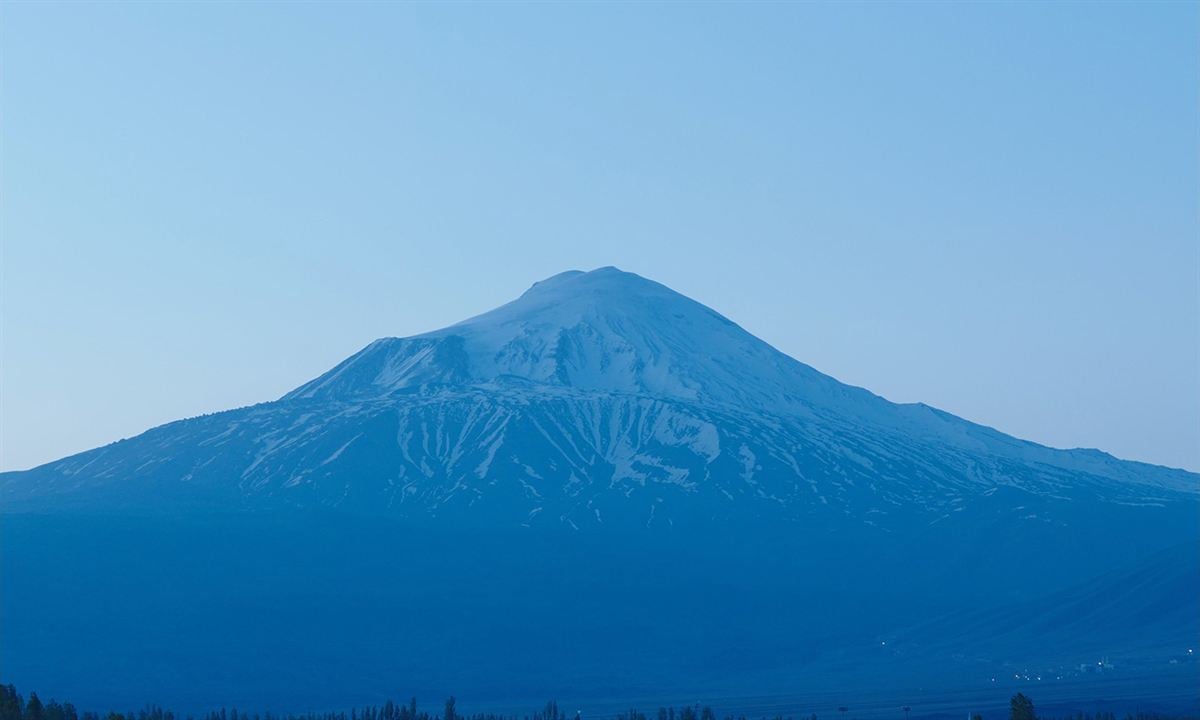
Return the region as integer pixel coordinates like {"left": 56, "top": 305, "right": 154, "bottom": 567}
{"left": 462, "top": 266, "right": 718, "bottom": 325}
{"left": 288, "top": 267, "right": 852, "bottom": 411}
{"left": 5, "top": 265, "right": 1197, "bottom": 523}
{"left": 270, "top": 268, "right": 1196, "bottom": 500}
{"left": 442, "top": 266, "right": 747, "bottom": 348}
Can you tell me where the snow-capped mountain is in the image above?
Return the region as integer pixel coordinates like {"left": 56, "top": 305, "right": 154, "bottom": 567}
{"left": 2, "top": 266, "right": 1194, "bottom": 525}
{"left": 3, "top": 267, "right": 1197, "bottom": 711}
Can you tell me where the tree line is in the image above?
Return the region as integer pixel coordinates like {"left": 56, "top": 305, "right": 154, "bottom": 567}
{"left": 0, "top": 686, "right": 1192, "bottom": 720}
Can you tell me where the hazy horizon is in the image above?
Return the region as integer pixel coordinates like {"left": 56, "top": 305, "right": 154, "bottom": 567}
{"left": 2, "top": 2, "right": 1197, "bottom": 472}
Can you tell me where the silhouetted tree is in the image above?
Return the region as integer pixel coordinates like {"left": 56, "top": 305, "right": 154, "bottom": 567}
{"left": 1011, "top": 694, "right": 1035, "bottom": 720}
{"left": 23, "top": 694, "right": 43, "bottom": 720}
{"left": 0, "top": 686, "right": 22, "bottom": 720}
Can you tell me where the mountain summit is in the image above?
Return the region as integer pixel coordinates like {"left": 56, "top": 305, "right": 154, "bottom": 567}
{"left": 287, "top": 266, "right": 859, "bottom": 414}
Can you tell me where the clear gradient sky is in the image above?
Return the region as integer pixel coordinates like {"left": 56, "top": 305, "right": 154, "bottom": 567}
{"left": 2, "top": 1, "right": 1197, "bottom": 472}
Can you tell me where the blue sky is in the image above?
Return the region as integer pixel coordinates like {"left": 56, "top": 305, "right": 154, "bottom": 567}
{"left": 2, "top": 1, "right": 1197, "bottom": 472}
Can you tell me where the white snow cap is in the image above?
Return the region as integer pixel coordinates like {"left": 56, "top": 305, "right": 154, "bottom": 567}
{"left": 291, "top": 266, "right": 863, "bottom": 413}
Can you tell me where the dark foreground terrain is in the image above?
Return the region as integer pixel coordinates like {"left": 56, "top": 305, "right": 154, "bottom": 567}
{"left": 3, "top": 513, "right": 1197, "bottom": 715}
